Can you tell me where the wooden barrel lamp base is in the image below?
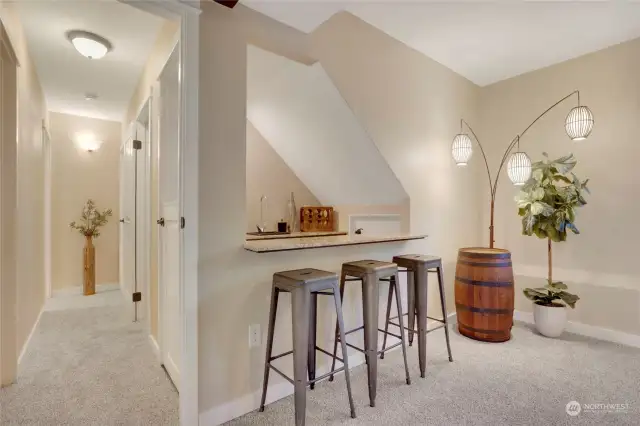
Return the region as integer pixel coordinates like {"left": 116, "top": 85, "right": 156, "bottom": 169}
{"left": 454, "top": 247, "right": 515, "bottom": 343}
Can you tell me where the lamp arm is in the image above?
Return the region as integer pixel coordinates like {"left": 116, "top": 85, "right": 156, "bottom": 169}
{"left": 461, "top": 119, "right": 493, "bottom": 197}
{"left": 491, "top": 90, "right": 580, "bottom": 196}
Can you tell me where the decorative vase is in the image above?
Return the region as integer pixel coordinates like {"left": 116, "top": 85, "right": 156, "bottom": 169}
{"left": 533, "top": 302, "right": 567, "bottom": 337}
{"left": 83, "top": 235, "right": 96, "bottom": 296}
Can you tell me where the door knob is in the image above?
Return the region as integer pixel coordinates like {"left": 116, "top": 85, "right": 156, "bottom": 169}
{"left": 157, "top": 217, "right": 165, "bottom": 227}
{"left": 119, "top": 218, "right": 125, "bottom": 223}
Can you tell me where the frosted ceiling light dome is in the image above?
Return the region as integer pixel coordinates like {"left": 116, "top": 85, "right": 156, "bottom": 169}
{"left": 67, "top": 30, "right": 112, "bottom": 59}
{"left": 452, "top": 133, "right": 473, "bottom": 166}
{"left": 565, "top": 105, "right": 594, "bottom": 141}
{"left": 507, "top": 152, "right": 532, "bottom": 186}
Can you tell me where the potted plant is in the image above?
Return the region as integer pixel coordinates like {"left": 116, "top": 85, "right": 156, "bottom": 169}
{"left": 70, "top": 199, "right": 112, "bottom": 295}
{"left": 515, "top": 153, "right": 588, "bottom": 337}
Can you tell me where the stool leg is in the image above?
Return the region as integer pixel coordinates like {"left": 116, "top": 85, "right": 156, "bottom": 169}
{"left": 362, "top": 273, "right": 379, "bottom": 407}
{"left": 407, "top": 271, "right": 416, "bottom": 347}
{"left": 291, "top": 287, "right": 311, "bottom": 426}
{"left": 392, "top": 272, "right": 412, "bottom": 385}
{"left": 380, "top": 278, "right": 394, "bottom": 360}
{"left": 332, "top": 282, "right": 357, "bottom": 419}
{"left": 259, "top": 286, "right": 280, "bottom": 412}
{"left": 415, "top": 267, "right": 429, "bottom": 378}
{"left": 329, "top": 271, "right": 346, "bottom": 382}
{"left": 308, "top": 293, "right": 318, "bottom": 389}
{"left": 437, "top": 265, "right": 453, "bottom": 362}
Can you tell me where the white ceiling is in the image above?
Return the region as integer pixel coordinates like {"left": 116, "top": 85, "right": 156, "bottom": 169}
{"left": 244, "top": 1, "right": 640, "bottom": 86}
{"left": 17, "top": 0, "right": 164, "bottom": 122}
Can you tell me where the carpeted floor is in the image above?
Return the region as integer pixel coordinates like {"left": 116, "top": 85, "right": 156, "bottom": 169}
{"left": 0, "top": 287, "right": 179, "bottom": 426}
{"left": 227, "top": 323, "right": 640, "bottom": 426}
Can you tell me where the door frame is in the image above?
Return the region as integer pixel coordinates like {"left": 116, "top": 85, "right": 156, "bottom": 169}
{"left": 0, "top": 18, "right": 19, "bottom": 387}
{"left": 119, "top": 1, "right": 200, "bottom": 424}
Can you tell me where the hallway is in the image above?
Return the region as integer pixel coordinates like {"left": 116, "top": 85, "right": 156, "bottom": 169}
{"left": 0, "top": 285, "right": 178, "bottom": 425}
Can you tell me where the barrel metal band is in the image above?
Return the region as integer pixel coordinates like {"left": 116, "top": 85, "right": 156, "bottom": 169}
{"left": 459, "top": 251, "right": 511, "bottom": 259}
{"left": 458, "top": 322, "right": 510, "bottom": 335}
{"left": 455, "top": 276, "right": 513, "bottom": 287}
{"left": 456, "top": 303, "right": 513, "bottom": 314}
{"left": 458, "top": 260, "right": 512, "bottom": 267}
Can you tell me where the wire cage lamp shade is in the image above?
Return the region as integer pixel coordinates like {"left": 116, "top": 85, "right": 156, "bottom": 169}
{"left": 565, "top": 105, "right": 594, "bottom": 141}
{"left": 452, "top": 133, "right": 473, "bottom": 166}
{"left": 507, "top": 151, "right": 532, "bottom": 186}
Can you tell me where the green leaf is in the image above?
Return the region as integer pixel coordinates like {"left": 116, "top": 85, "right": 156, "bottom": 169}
{"left": 551, "top": 281, "right": 568, "bottom": 289}
{"left": 558, "top": 291, "right": 580, "bottom": 309}
{"left": 553, "top": 175, "right": 572, "bottom": 184}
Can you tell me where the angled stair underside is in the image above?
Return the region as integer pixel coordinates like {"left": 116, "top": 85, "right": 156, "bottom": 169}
{"left": 247, "top": 45, "right": 407, "bottom": 206}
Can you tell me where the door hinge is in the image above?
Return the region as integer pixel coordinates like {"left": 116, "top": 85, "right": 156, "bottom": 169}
{"left": 132, "top": 292, "right": 142, "bottom": 302}
{"left": 133, "top": 139, "right": 142, "bottom": 150}
{"left": 181, "top": 217, "right": 185, "bottom": 229}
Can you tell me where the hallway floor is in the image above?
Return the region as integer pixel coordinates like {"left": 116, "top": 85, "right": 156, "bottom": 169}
{"left": 0, "top": 285, "right": 179, "bottom": 425}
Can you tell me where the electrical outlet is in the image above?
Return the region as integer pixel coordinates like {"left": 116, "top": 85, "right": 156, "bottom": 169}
{"left": 249, "top": 324, "right": 261, "bottom": 348}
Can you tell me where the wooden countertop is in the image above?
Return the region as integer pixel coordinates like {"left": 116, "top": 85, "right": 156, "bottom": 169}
{"left": 244, "top": 234, "right": 427, "bottom": 253}
{"left": 245, "top": 231, "right": 347, "bottom": 241}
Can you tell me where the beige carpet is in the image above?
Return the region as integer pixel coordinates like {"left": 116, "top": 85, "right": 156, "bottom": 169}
{"left": 227, "top": 323, "right": 640, "bottom": 426}
{"left": 0, "top": 287, "right": 179, "bottom": 426}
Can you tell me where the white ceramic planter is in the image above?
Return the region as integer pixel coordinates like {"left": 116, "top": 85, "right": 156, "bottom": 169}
{"left": 533, "top": 302, "right": 567, "bottom": 337}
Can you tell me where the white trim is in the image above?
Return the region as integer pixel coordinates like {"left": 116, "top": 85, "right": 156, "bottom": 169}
{"left": 149, "top": 333, "right": 161, "bottom": 363}
{"left": 43, "top": 122, "right": 52, "bottom": 299}
{"left": 117, "top": 2, "right": 200, "bottom": 425}
{"left": 17, "top": 307, "right": 43, "bottom": 365}
{"left": 513, "top": 310, "right": 640, "bottom": 349}
{"left": 201, "top": 313, "right": 457, "bottom": 425}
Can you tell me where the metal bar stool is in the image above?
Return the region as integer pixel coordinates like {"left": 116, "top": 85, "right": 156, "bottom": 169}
{"left": 259, "top": 268, "right": 356, "bottom": 426}
{"left": 328, "top": 260, "right": 411, "bottom": 408}
{"left": 381, "top": 255, "right": 453, "bottom": 378}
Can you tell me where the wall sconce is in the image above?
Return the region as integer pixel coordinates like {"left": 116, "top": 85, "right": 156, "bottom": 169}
{"left": 75, "top": 132, "right": 103, "bottom": 153}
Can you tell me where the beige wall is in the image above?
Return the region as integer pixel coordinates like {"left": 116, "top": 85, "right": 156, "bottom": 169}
{"left": 0, "top": 4, "right": 48, "bottom": 375}
{"left": 126, "top": 19, "right": 178, "bottom": 126}
{"left": 125, "top": 17, "right": 177, "bottom": 340}
{"left": 50, "top": 112, "right": 120, "bottom": 289}
{"left": 246, "top": 120, "right": 320, "bottom": 232}
{"left": 479, "top": 38, "right": 640, "bottom": 334}
{"left": 198, "top": 4, "right": 482, "bottom": 423}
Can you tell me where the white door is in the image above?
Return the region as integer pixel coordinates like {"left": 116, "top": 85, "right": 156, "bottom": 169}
{"left": 158, "top": 45, "right": 181, "bottom": 390}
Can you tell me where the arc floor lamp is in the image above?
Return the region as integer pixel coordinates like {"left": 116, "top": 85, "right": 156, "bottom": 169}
{"left": 452, "top": 90, "right": 594, "bottom": 248}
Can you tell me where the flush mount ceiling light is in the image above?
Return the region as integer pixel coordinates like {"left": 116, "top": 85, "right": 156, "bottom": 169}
{"left": 66, "top": 30, "right": 112, "bottom": 59}
{"left": 84, "top": 92, "right": 98, "bottom": 101}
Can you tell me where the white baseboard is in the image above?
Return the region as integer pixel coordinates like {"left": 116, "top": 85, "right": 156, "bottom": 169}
{"left": 149, "top": 334, "right": 161, "bottom": 363}
{"left": 18, "top": 307, "right": 44, "bottom": 365}
{"left": 200, "top": 313, "right": 457, "bottom": 425}
{"left": 513, "top": 310, "right": 640, "bottom": 349}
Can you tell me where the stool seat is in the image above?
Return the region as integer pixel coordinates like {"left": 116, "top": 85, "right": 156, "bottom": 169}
{"left": 274, "top": 268, "right": 338, "bottom": 287}
{"left": 342, "top": 260, "right": 396, "bottom": 276}
{"left": 393, "top": 254, "right": 441, "bottom": 268}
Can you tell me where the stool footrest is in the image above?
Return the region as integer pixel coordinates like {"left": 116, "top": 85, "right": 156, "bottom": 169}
{"left": 270, "top": 347, "right": 345, "bottom": 364}
{"left": 344, "top": 325, "right": 365, "bottom": 335}
{"left": 266, "top": 363, "right": 348, "bottom": 387}
{"left": 378, "top": 328, "right": 403, "bottom": 340}
{"left": 269, "top": 350, "right": 293, "bottom": 362}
